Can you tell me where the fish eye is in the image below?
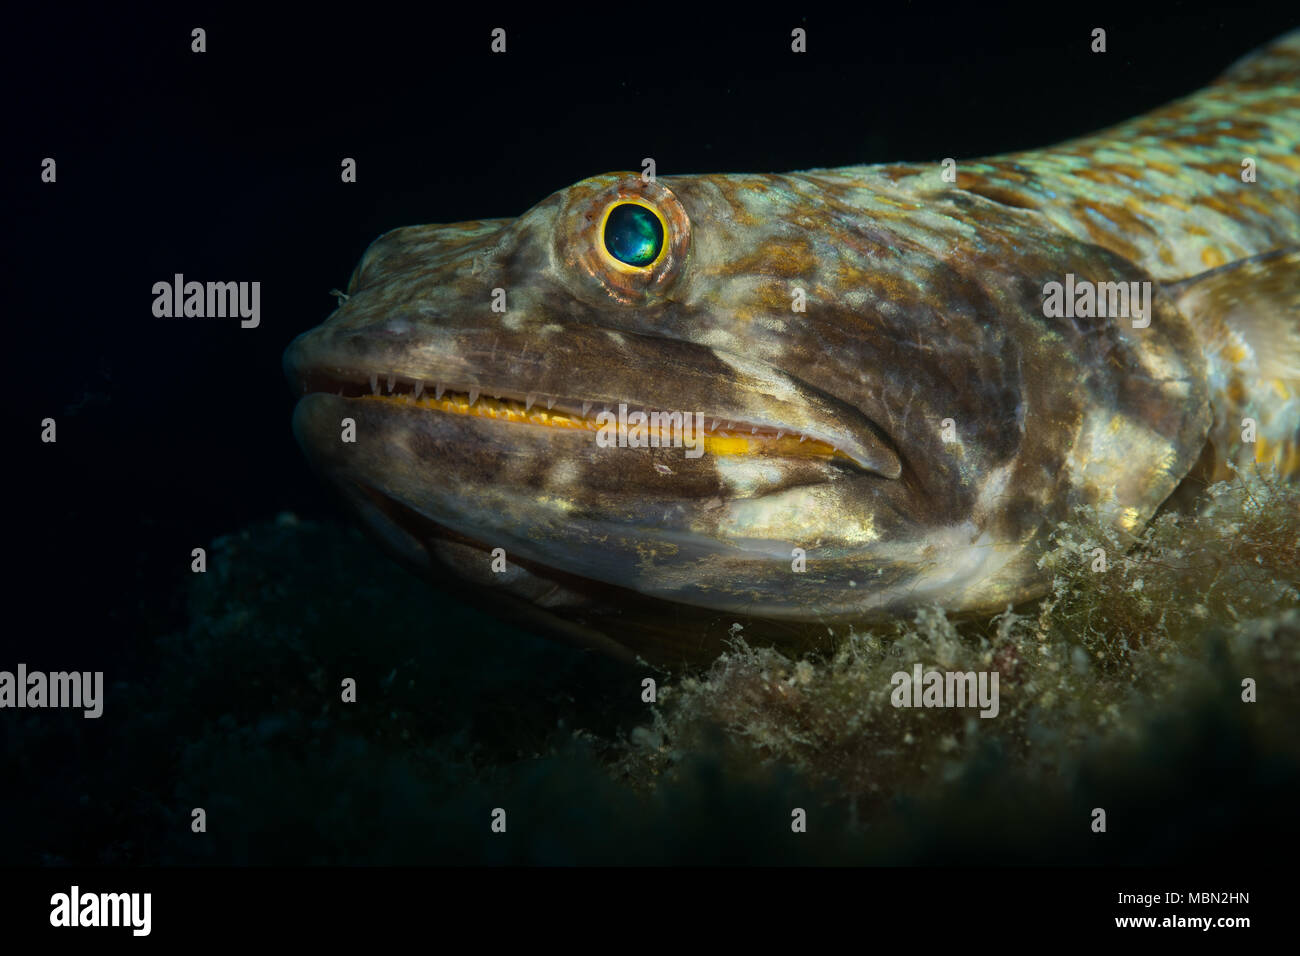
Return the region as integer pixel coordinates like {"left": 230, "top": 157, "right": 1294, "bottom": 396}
{"left": 602, "top": 201, "right": 667, "bottom": 269}
{"left": 558, "top": 176, "right": 689, "bottom": 303}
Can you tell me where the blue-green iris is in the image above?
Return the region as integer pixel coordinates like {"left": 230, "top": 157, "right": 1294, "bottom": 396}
{"left": 604, "top": 203, "right": 664, "bottom": 267}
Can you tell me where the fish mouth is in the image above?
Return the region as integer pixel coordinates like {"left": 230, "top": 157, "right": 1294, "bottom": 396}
{"left": 286, "top": 360, "right": 904, "bottom": 477}
{"left": 284, "top": 325, "right": 924, "bottom": 625}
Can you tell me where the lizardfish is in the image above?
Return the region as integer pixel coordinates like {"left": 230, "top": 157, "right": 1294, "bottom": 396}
{"left": 285, "top": 31, "right": 1300, "bottom": 662}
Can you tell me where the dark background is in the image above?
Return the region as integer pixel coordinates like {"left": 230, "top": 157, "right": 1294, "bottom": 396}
{"left": 4, "top": 3, "right": 1299, "bottom": 866}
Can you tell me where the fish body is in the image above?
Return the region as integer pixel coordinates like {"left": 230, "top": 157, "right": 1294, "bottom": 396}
{"left": 285, "top": 32, "right": 1300, "bottom": 662}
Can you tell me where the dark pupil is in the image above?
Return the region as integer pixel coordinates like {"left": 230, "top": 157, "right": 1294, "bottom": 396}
{"left": 604, "top": 204, "right": 664, "bottom": 267}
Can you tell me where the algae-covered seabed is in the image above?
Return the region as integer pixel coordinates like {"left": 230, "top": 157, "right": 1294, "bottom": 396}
{"left": 8, "top": 470, "right": 1298, "bottom": 864}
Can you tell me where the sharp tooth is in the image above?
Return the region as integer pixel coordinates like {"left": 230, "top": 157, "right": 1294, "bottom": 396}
{"left": 413, "top": 380, "right": 424, "bottom": 399}
{"left": 707, "top": 419, "right": 718, "bottom": 432}
{"left": 369, "top": 373, "right": 379, "bottom": 394}
{"left": 525, "top": 393, "right": 536, "bottom": 411}
{"left": 545, "top": 396, "right": 555, "bottom": 409}
{"left": 387, "top": 374, "right": 395, "bottom": 393}
{"left": 581, "top": 401, "right": 592, "bottom": 417}
{"left": 798, "top": 433, "right": 808, "bottom": 443}
{"left": 751, "top": 426, "right": 759, "bottom": 435}
{"left": 467, "top": 388, "right": 479, "bottom": 406}
{"left": 434, "top": 382, "right": 445, "bottom": 400}
{"left": 775, "top": 430, "right": 784, "bottom": 440}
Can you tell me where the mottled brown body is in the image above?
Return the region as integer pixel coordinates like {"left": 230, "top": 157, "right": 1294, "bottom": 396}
{"left": 285, "top": 32, "right": 1300, "bottom": 663}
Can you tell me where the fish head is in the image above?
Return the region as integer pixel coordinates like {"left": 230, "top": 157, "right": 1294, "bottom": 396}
{"left": 284, "top": 170, "right": 1210, "bottom": 657}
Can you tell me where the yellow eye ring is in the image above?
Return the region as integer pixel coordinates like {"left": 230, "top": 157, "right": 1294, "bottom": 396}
{"left": 597, "top": 199, "right": 671, "bottom": 274}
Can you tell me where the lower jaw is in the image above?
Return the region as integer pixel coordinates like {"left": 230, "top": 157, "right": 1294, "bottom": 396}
{"left": 342, "top": 478, "right": 844, "bottom": 660}
{"left": 349, "top": 483, "right": 762, "bottom": 663}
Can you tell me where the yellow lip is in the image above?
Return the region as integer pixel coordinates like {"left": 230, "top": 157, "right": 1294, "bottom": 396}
{"left": 355, "top": 391, "right": 851, "bottom": 462}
